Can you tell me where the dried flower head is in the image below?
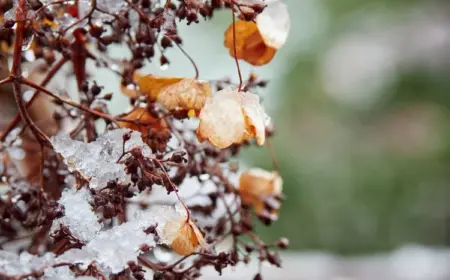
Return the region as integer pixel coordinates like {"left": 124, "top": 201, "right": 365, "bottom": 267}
{"left": 224, "top": 0, "right": 290, "bottom": 65}
{"left": 157, "top": 78, "right": 211, "bottom": 113}
{"left": 239, "top": 168, "right": 283, "bottom": 216}
{"left": 163, "top": 216, "right": 207, "bottom": 256}
{"left": 197, "top": 88, "right": 269, "bottom": 148}
{"left": 121, "top": 73, "right": 183, "bottom": 100}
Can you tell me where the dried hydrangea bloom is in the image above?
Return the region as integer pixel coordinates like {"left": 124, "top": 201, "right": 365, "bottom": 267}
{"left": 238, "top": 168, "right": 282, "bottom": 216}
{"left": 121, "top": 72, "right": 183, "bottom": 100}
{"left": 197, "top": 88, "right": 269, "bottom": 149}
{"left": 224, "top": 20, "right": 276, "bottom": 66}
{"left": 157, "top": 78, "right": 211, "bottom": 113}
{"left": 224, "top": 0, "right": 290, "bottom": 66}
{"left": 163, "top": 217, "right": 206, "bottom": 256}
{"left": 154, "top": 205, "right": 206, "bottom": 256}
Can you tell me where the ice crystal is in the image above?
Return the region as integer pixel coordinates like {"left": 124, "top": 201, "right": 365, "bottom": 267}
{"left": 0, "top": 251, "right": 56, "bottom": 276}
{"left": 51, "top": 188, "right": 101, "bottom": 242}
{"left": 51, "top": 129, "right": 151, "bottom": 189}
{"left": 58, "top": 210, "right": 157, "bottom": 274}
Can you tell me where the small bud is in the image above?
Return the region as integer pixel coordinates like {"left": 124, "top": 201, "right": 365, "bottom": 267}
{"left": 102, "top": 93, "right": 113, "bottom": 100}
{"left": 90, "top": 83, "right": 102, "bottom": 96}
{"left": 160, "top": 55, "right": 169, "bottom": 67}
{"left": 276, "top": 237, "right": 289, "bottom": 249}
{"left": 253, "top": 273, "right": 262, "bottom": 280}
{"left": 3, "top": 19, "right": 15, "bottom": 28}
{"left": 244, "top": 244, "right": 254, "bottom": 253}
{"left": 170, "top": 151, "right": 186, "bottom": 164}
{"left": 0, "top": 0, "right": 13, "bottom": 12}
{"left": 29, "top": 0, "right": 43, "bottom": 10}
{"left": 266, "top": 251, "right": 281, "bottom": 267}
{"left": 89, "top": 24, "right": 104, "bottom": 38}
{"left": 122, "top": 132, "right": 132, "bottom": 142}
{"left": 161, "top": 36, "right": 172, "bottom": 48}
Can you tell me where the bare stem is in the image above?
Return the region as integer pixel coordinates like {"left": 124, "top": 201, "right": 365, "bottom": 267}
{"left": 231, "top": 6, "right": 243, "bottom": 91}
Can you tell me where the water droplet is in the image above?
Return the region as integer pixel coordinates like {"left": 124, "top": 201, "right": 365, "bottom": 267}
{"left": 160, "top": 64, "right": 169, "bottom": 71}
{"left": 24, "top": 50, "right": 35, "bottom": 62}
{"left": 111, "top": 64, "right": 120, "bottom": 72}
{"left": 21, "top": 34, "right": 34, "bottom": 51}
{"left": 23, "top": 90, "right": 34, "bottom": 102}
{"left": 153, "top": 246, "right": 174, "bottom": 263}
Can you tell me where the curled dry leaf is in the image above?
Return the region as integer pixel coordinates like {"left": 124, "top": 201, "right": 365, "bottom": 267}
{"left": 121, "top": 72, "right": 183, "bottom": 100}
{"left": 118, "top": 107, "right": 168, "bottom": 137}
{"left": 238, "top": 168, "right": 282, "bottom": 215}
{"left": 197, "top": 88, "right": 269, "bottom": 149}
{"left": 163, "top": 217, "right": 206, "bottom": 256}
{"left": 157, "top": 78, "right": 211, "bottom": 114}
{"left": 224, "top": 0, "right": 290, "bottom": 66}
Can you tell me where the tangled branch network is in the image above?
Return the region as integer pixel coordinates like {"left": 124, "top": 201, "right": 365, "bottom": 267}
{"left": 0, "top": 0, "right": 290, "bottom": 279}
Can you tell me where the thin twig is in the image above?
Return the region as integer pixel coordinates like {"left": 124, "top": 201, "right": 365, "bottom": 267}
{"left": 174, "top": 41, "right": 199, "bottom": 79}
{"left": 0, "top": 56, "right": 68, "bottom": 142}
{"left": 231, "top": 6, "right": 243, "bottom": 91}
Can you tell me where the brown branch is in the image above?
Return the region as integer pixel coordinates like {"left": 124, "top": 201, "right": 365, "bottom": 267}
{"left": 10, "top": 0, "right": 51, "bottom": 146}
{"left": 0, "top": 56, "right": 68, "bottom": 142}
{"left": 231, "top": 6, "right": 243, "bottom": 91}
{"left": 60, "top": 0, "right": 97, "bottom": 35}
{"left": 174, "top": 41, "right": 199, "bottom": 79}
{"left": 20, "top": 78, "right": 118, "bottom": 125}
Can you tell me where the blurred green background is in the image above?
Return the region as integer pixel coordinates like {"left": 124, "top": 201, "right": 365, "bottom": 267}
{"left": 243, "top": 0, "right": 450, "bottom": 254}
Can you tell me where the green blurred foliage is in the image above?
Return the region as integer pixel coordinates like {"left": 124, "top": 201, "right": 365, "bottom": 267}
{"left": 243, "top": 0, "right": 450, "bottom": 254}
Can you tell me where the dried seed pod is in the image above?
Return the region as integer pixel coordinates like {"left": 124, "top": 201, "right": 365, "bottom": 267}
{"left": 238, "top": 168, "right": 282, "bottom": 216}
{"left": 120, "top": 72, "right": 183, "bottom": 100}
{"left": 196, "top": 88, "right": 269, "bottom": 148}
{"left": 224, "top": 20, "right": 275, "bottom": 66}
{"left": 163, "top": 217, "right": 206, "bottom": 255}
{"left": 224, "top": 0, "right": 290, "bottom": 66}
{"left": 157, "top": 78, "right": 211, "bottom": 113}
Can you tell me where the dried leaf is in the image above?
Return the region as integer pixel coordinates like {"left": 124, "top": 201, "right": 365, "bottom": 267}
{"left": 223, "top": 1, "right": 290, "bottom": 66}
{"left": 238, "top": 168, "right": 282, "bottom": 215}
{"left": 121, "top": 72, "right": 183, "bottom": 100}
{"left": 196, "top": 88, "right": 269, "bottom": 149}
{"left": 157, "top": 78, "right": 211, "bottom": 113}
{"left": 164, "top": 217, "right": 206, "bottom": 256}
{"left": 240, "top": 90, "right": 269, "bottom": 146}
{"left": 224, "top": 20, "right": 258, "bottom": 60}
{"left": 224, "top": 20, "right": 276, "bottom": 66}
{"left": 118, "top": 107, "right": 167, "bottom": 136}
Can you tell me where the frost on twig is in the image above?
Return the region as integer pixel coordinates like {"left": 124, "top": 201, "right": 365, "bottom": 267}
{"left": 57, "top": 210, "right": 157, "bottom": 274}
{"left": 0, "top": 205, "right": 200, "bottom": 277}
{"left": 43, "top": 266, "right": 97, "bottom": 280}
{"left": 50, "top": 188, "right": 101, "bottom": 243}
{"left": 0, "top": 251, "right": 56, "bottom": 276}
{"left": 51, "top": 128, "right": 152, "bottom": 189}
{"left": 1, "top": 209, "right": 159, "bottom": 277}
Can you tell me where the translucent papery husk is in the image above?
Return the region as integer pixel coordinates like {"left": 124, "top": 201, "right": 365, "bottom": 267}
{"left": 165, "top": 217, "right": 207, "bottom": 256}
{"left": 224, "top": 20, "right": 277, "bottom": 66}
{"left": 157, "top": 78, "right": 211, "bottom": 113}
{"left": 238, "top": 168, "right": 283, "bottom": 215}
{"left": 121, "top": 72, "right": 183, "bottom": 100}
{"left": 197, "top": 88, "right": 269, "bottom": 148}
